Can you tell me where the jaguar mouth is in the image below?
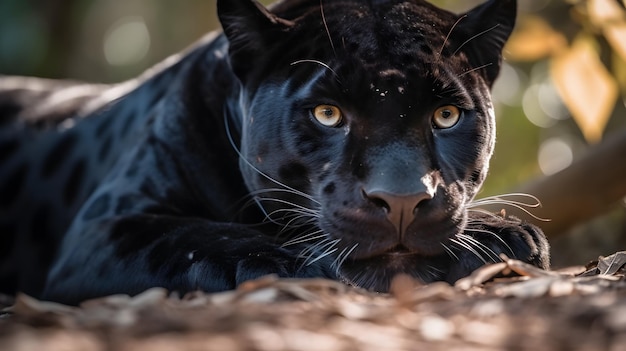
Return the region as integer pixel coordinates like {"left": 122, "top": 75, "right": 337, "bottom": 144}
{"left": 383, "top": 244, "right": 413, "bottom": 256}
{"left": 349, "top": 237, "right": 449, "bottom": 260}
{"left": 337, "top": 246, "right": 449, "bottom": 292}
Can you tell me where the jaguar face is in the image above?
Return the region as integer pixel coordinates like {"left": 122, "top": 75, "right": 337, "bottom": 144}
{"left": 219, "top": 0, "right": 514, "bottom": 289}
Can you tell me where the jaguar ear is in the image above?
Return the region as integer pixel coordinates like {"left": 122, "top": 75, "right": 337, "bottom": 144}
{"left": 217, "top": 0, "right": 294, "bottom": 81}
{"left": 452, "top": 0, "right": 517, "bottom": 86}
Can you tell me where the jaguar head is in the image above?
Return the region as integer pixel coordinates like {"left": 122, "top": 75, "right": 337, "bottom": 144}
{"left": 217, "top": 0, "right": 516, "bottom": 290}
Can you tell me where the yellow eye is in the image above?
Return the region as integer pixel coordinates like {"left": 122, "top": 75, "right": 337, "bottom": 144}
{"left": 433, "top": 105, "right": 461, "bottom": 129}
{"left": 313, "top": 104, "right": 343, "bottom": 127}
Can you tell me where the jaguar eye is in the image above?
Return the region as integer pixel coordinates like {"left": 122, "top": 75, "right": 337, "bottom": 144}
{"left": 312, "top": 104, "right": 343, "bottom": 127}
{"left": 432, "top": 105, "right": 461, "bottom": 129}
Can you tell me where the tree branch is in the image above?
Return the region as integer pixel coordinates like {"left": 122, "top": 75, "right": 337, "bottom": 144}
{"left": 484, "top": 128, "right": 626, "bottom": 238}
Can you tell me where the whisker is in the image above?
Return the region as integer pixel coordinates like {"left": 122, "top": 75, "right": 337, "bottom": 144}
{"left": 266, "top": 207, "right": 318, "bottom": 220}
{"left": 331, "top": 247, "right": 348, "bottom": 272}
{"left": 320, "top": 0, "right": 336, "bottom": 56}
{"left": 248, "top": 187, "right": 319, "bottom": 204}
{"left": 255, "top": 197, "right": 318, "bottom": 215}
{"left": 470, "top": 192, "right": 541, "bottom": 207}
{"left": 332, "top": 243, "right": 358, "bottom": 273}
{"left": 466, "top": 208, "right": 502, "bottom": 220}
{"left": 282, "top": 230, "right": 326, "bottom": 247}
{"left": 302, "top": 239, "right": 340, "bottom": 266}
{"left": 280, "top": 213, "right": 319, "bottom": 231}
{"left": 224, "top": 112, "right": 316, "bottom": 205}
{"left": 458, "top": 234, "right": 500, "bottom": 262}
{"left": 307, "top": 246, "right": 338, "bottom": 266}
{"left": 290, "top": 59, "right": 338, "bottom": 78}
{"left": 472, "top": 202, "right": 549, "bottom": 222}
{"left": 450, "top": 238, "right": 487, "bottom": 264}
{"left": 424, "top": 265, "right": 445, "bottom": 280}
{"left": 438, "top": 15, "right": 467, "bottom": 57}
{"left": 238, "top": 195, "right": 318, "bottom": 228}
{"left": 441, "top": 243, "right": 459, "bottom": 261}
{"left": 298, "top": 238, "right": 329, "bottom": 258}
{"left": 458, "top": 63, "right": 492, "bottom": 77}
{"left": 469, "top": 192, "right": 550, "bottom": 222}
{"left": 452, "top": 24, "right": 500, "bottom": 56}
{"left": 463, "top": 228, "right": 515, "bottom": 258}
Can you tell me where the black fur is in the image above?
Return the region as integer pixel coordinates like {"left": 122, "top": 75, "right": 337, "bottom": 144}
{"left": 0, "top": 0, "right": 549, "bottom": 304}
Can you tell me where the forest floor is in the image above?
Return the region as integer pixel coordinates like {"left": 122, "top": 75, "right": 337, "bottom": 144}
{"left": 1, "top": 252, "right": 625, "bottom": 351}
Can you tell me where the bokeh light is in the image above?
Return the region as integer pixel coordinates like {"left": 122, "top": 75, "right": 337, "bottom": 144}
{"left": 103, "top": 16, "right": 151, "bottom": 66}
{"left": 492, "top": 63, "right": 527, "bottom": 107}
{"left": 523, "top": 84, "right": 557, "bottom": 128}
{"left": 537, "top": 137, "right": 573, "bottom": 175}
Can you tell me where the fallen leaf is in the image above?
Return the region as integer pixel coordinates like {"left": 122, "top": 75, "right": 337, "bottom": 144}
{"left": 402, "top": 282, "right": 455, "bottom": 304}
{"left": 455, "top": 262, "right": 508, "bottom": 290}
{"left": 494, "top": 276, "right": 556, "bottom": 298}
{"left": 554, "top": 265, "right": 587, "bottom": 276}
{"left": 419, "top": 314, "right": 455, "bottom": 341}
{"left": 239, "top": 287, "right": 279, "bottom": 304}
{"left": 505, "top": 258, "right": 561, "bottom": 278}
{"left": 11, "top": 294, "right": 76, "bottom": 316}
{"left": 596, "top": 251, "right": 626, "bottom": 275}
{"left": 548, "top": 280, "right": 575, "bottom": 297}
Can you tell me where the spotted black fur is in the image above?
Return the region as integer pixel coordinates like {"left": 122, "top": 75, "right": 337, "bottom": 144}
{"left": 0, "top": 0, "right": 549, "bottom": 304}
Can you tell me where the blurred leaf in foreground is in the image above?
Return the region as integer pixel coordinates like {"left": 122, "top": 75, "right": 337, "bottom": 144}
{"left": 504, "top": 16, "right": 567, "bottom": 62}
{"left": 588, "top": 0, "right": 626, "bottom": 62}
{"left": 550, "top": 36, "right": 618, "bottom": 143}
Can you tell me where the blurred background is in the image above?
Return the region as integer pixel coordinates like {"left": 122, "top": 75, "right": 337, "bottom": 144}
{"left": 1, "top": 0, "right": 624, "bottom": 267}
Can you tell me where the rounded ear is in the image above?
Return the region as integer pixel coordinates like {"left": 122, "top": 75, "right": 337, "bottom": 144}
{"left": 217, "top": 0, "right": 294, "bottom": 81}
{"left": 452, "top": 0, "right": 517, "bottom": 86}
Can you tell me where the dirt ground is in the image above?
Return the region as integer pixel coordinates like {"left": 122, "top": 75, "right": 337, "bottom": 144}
{"left": 1, "top": 253, "right": 625, "bottom": 351}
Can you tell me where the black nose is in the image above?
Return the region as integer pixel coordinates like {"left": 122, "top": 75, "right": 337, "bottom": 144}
{"left": 363, "top": 189, "right": 433, "bottom": 237}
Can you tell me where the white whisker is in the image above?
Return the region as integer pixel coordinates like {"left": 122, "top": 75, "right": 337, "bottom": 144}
{"left": 301, "top": 238, "right": 340, "bottom": 266}
{"left": 282, "top": 230, "right": 326, "bottom": 247}
{"left": 450, "top": 238, "right": 487, "bottom": 264}
{"left": 255, "top": 197, "right": 318, "bottom": 215}
{"left": 320, "top": 0, "right": 336, "bottom": 56}
{"left": 248, "top": 187, "right": 319, "bottom": 205}
{"left": 332, "top": 243, "right": 358, "bottom": 274}
{"left": 441, "top": 243, "right": 459, "bottom": 261}
{"left": 224, "top": 113, "right": 317, "bottom": 205}
{"left": 463, "top": 228, "right": 515, "bottom": 258}
{"left": 452, "top": 24, "right": 500, "bottom": 56}
{"left": 438, "top": 14, "right": 467, "bottom": 57}
{"left": 458, "top": 234, "right": 500, "bottom": 262}
{"left": 468, "top": 192, "right": 550, "bottom": 222}
{"left": 466, "top": 208, "right": 502, "bottom": 220}
{"left": 290, "top": 60, "right": 338, "bottom": 78}
{"left": 458, "top": 63, "right": 493, "bottom": 77}
{"left": 307, "top": 246, "right": 338, "bottom": 266}
{"left": 470, "top": 192, "right": 541, "bottom": 207}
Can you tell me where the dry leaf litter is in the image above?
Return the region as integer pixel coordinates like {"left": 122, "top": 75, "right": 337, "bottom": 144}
{"left": 1, "top": 252, "right": 625, "bottom": 351}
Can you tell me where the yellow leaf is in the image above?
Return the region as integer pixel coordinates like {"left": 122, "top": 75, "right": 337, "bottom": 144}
{"left": 505, "top": 16, "right": 567, "bottom": 61}
{"left": 605, "top": 23, "right": 626, "bottom": 61}
{"left": 550, "top": 37, "right": 619, "bottom": 143}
